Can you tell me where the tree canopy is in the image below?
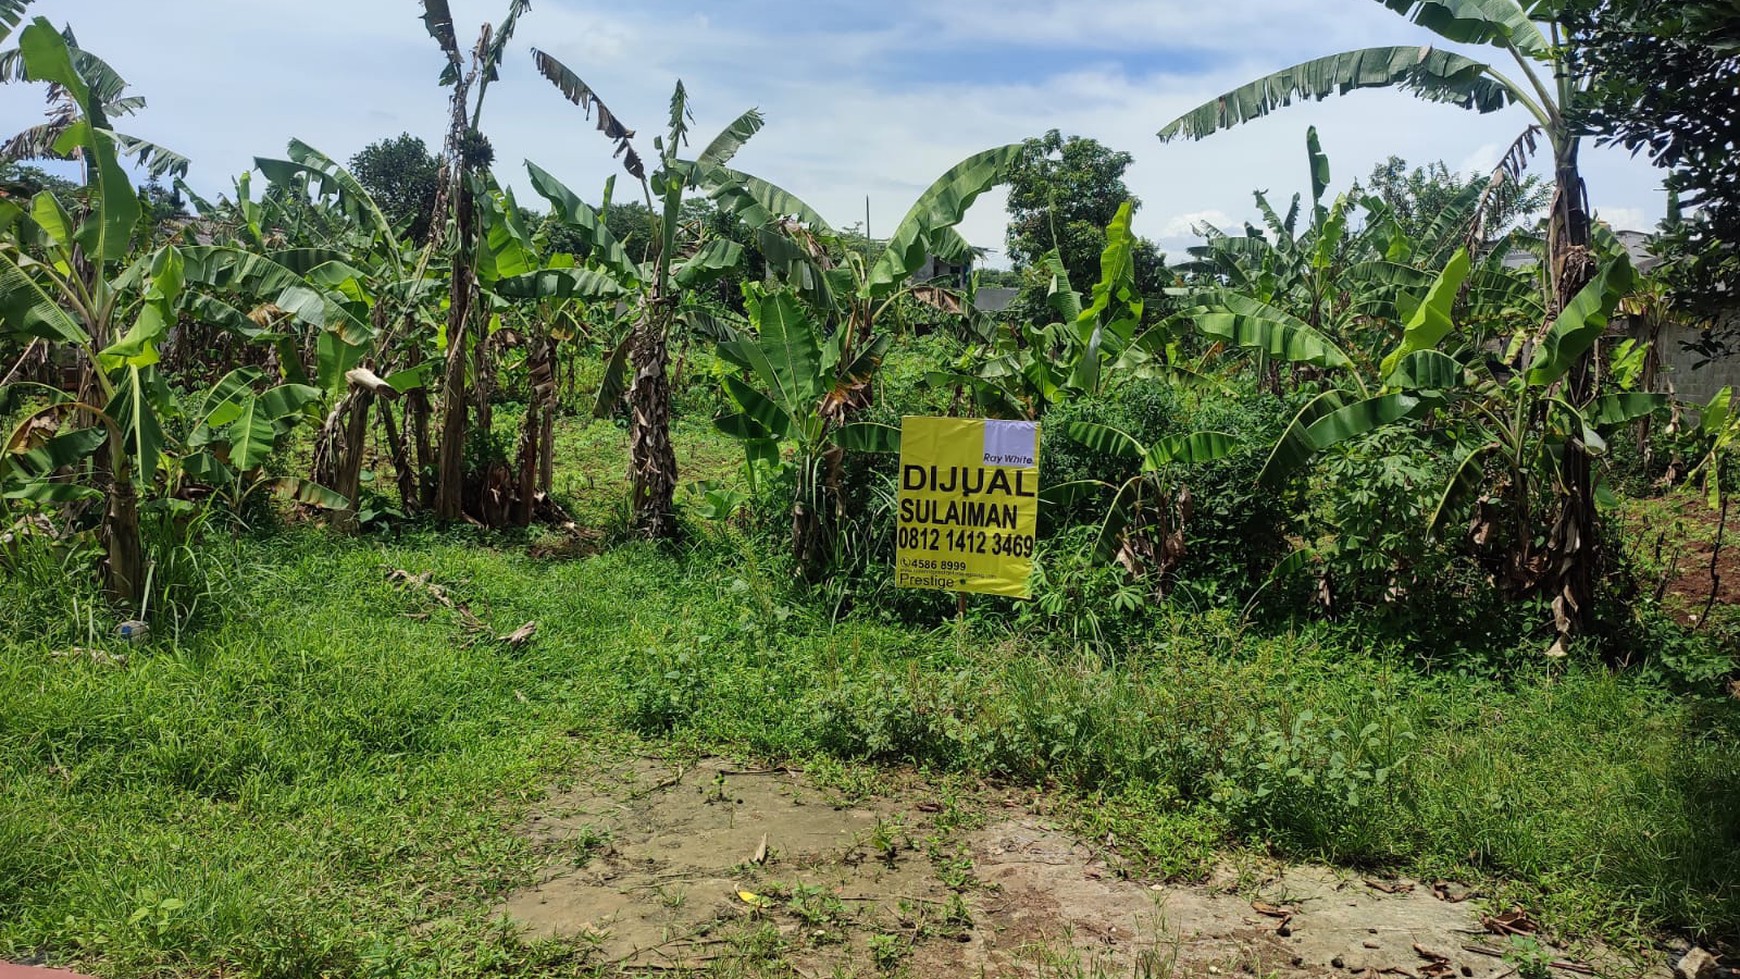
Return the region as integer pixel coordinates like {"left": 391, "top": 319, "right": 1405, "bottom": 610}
{"left": 1003, "top": 130, "right": 1168, "bottom": 317}
{"left": 348, "top": 133, "right": 441, "bottom": 244}
{"left": 1355, "top": 156, "right": 1550, "bottom": 246}
{"left": 1567, "top": 0, "right": 1740, "bottom": 309}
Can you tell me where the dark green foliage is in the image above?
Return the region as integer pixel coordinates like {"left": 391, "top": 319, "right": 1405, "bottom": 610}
{"left": 1567, "top": 0, "right": 1740, "bottom": 311}
{"left": 1356, "top": 156, "right": 1550, "bottom": 244}
{"left": 1044, "top": 379, "right": 1294, "bottom": 597}
{"left": 0, "top": 159, "right": 78, "bottom": 200}
{"left": 1300, "top": 426, "right": 1526, "bottom": 652}
{"left": 348, "top": 133, "right": 441, "bottom": 243}
{"left": 1002, "top": 130, "right": 1170, "bottom": 322}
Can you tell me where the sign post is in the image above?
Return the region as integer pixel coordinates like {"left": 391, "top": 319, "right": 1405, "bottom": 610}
{"left": 895, "top": 417, "right": 1041, "bottom": 600}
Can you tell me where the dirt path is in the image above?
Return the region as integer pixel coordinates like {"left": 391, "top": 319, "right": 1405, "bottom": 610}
{"left": 501, "top": 758, "right": 1667, "bottom": 978}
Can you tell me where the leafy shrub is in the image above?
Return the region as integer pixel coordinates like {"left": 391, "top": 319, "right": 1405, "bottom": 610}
{"left": 1300, "top": 426, "right": 1502, "bottom": 632}
{"left": 1209, "top": 696, "right": 1417, "bottom": 859}
{"left": 1013, "top": 526, "right": 1149, "bottom": 652}
{"left": 1043, "top": 378, "right": 1295, "bottom": 597}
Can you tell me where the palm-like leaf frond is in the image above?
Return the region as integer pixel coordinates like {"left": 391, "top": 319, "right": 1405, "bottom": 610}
{"left": 530, "top": 49, "right": 644, "bottom": 182}
{"left": 0, "top": 0, "right": 31, "bottom": 46}
{"left": 1158, "top": 46, "right": 1516, "bottom": 142}
{"left": 1374, "top": 0, "right": 1548, "bottom": 55}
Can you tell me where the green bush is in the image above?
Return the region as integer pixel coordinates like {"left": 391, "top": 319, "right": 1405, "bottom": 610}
{"left": 1042, "top": 378, "right": 1296, "bottom": 599}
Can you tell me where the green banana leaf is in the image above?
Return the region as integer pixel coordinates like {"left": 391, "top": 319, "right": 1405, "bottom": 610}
{"left": 1196, "top": 293, "right": 1354, "bottom": 371}
{"left": 1260, "top": 390, "right": 1347, "bottom": 486}
{"left": 1158, "top": 46, "right": 1515, "bottom": 142}
{"left": 1525, "top": 255, "right": 1638, "bottom": 387}
{"left": 864, "top": 144, "right": 1022, "bottom": 299}
{"left": 1380, "top": 246, "right": 1470, "bottom": 375}
{"left": 1428, "top": 440, "right": 1502, "bottom": 536}
{"left": 1146, "top": 431, "right": 1240, "bottom": 468}
{"left": 1306, "top": 393, "right": 1424, "bottom": 451}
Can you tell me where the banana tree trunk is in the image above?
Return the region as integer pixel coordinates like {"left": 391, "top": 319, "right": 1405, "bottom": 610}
{"left": 628, "top": 299, "right": 678, "bottom": 540}
{"left": 312, "top": 386, "right": 376, "bottom": 534}
{"left": 101, "top": 448, "right": 144, "bottom": 610}
{"left": 434, "top": 179, "right": 478, "bottom": 522}
{"left": 378, "top": 399, "right": 417, "bottom": 512}
{"left": 1546, "top": 143, "right": 1598, "bottom": 646}
{"left": 407, "top": 384, "right": 434, "bottom": 510}
{"left": 538, "top": 393, "right": 555, "bottom": 499}
{"left": 512, "top": 332, "right": 558, "bottom": 527}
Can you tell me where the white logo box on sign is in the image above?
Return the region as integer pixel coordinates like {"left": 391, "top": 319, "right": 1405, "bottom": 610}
{"left": 981, "top": 420, "right": 1038, "bottom": 468}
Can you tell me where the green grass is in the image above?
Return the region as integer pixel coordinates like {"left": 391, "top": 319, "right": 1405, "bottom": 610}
{"left": 2, "top": 400, "right": 1737, "bottom": 974}
{"left": 2, "top": 522, "right": 1737, "bottom": 976}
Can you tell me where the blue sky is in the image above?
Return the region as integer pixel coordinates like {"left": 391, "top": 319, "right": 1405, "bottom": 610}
{"left": 1, "top": 0, "right": 1670, "bottom": 264}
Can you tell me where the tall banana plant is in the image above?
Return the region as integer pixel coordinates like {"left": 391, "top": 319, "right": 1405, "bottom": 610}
{"left": 418, "top": 0, "right": 531, "bottom": 522}
{"left": 711, "top": 288, "right": 899, "bottom": 576}
{"left": 934, "top": 201, "right": 1198, "bottom": 418}
{"left": 0, "top": 19, "right": 178, "bottom": 605}
{"left": 1160, "top": 0, "right": 1611, "bottom": 642}
{"left": 1245, "top": 239, "right": 1661, "bottom": 648}
{"left": 1177, "top": 127, "right": 1513, "bottom": 378}
{"left": 0, "top": 6, "right": 190, "bottom": 180}
{"left": 527, "top": 53, "right": 764, "bottom": 539}
{"left": 0, "top": 20, "right": 338, "bottom": 605}
{"left": 250, "top": 139, "right": 447, "bottom": 525}
{"left": 703, "top": 143, "right": 1022, "bottom": 360}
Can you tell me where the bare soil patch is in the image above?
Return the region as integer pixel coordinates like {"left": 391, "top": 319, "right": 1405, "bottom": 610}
{"left": 501, "top": 758, "right": 1667, "bottom": 977}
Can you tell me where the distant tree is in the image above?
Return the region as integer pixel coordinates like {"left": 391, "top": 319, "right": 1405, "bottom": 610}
{"left": 140, "top": 180, "right": 185, "bottom": 226}
{"left": 1003, "top": 130, "right": 1168, "bottom": 311}
{"left": 975, "top": 267, "right": 1023, "bottom": 288}
{"left": 1356, "top": 156, "right": 1551, "bottom": 246}
{"left": 1566, "top": 0, "right": 1740, "bottom": 311}
{"left": 348, "top": 133, "right": 440, "bottom": 243}
{"left": 0, "top": 159, "right": 78, "bottom": 200}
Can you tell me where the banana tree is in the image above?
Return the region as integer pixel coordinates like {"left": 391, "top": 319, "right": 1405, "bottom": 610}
{"left": 711, "top": 288, "right": 899, "bottom": 576}
{"left": 474, "top": 172, "right": 626, "bottom": 525}
{"left": 250, "top": 139, "right": 436, "bottom": 523}
{"left": 0, "top": 7, "right": 190, "bottom": 180}
{"left": 700, "top": 143, "right": 1022, "bottom": 367}
{"left": 1050, "top": 423, "right": 1240, "bottom": 591}
{"left": 1176, "top": 127, "right": 1512, "bottom": 378}
{"left": 1158, "top": 0, "right": 1611, "bottom": 641}
{"left": 528, "top": 52, "right": 778, "bottom": 540}
{"left": 0, "top": 19, "right": 178, "bottom": 605}
{"left": 418, "top": 0, "right": 531, "bottom": 522}
{"left": 933, "top": 201, "right": 1202, "bottom": 418}
{"left": 1248, "top": 238, "right": 1661, "bottom": 645}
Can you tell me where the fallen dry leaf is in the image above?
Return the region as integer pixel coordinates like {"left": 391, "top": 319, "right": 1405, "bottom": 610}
{"left": 1482, "top": 907, "right": 1537, "bottom": 936}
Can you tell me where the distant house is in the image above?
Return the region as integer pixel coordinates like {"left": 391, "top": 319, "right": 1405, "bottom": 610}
{"left": 913, "top": 255, "right": 971, "bottom": 289}
{"left": 1500, "top": 231, "right": 1738, "bottom": 404}
{"left": 907, "top": 251, "right": 1020, "bottom": 314}
{"left": 1606, "top": 232, "right": 1738, "bottom": 405}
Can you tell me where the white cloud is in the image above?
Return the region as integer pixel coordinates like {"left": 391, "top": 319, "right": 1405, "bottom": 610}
{"left": 1457, "top": 142, "right": 1504, "bottom": 177}
{"left": 1163, "top": 209, "right": 1237, "bottom": 238}
{"left": 0, "top": 0, "right": 1671, "bottom": 262}
{"left": 1596, "top": 206, "right": 1650, "bottom": 232}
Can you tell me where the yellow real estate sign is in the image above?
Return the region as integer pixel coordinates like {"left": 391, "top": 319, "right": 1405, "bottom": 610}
{"left": 896, "top": 416, "right": 1041, "bottom": 599}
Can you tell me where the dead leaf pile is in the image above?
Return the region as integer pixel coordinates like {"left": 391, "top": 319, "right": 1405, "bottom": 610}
{"left": 385, "top": 568, "right": 536, "bottom": 649}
